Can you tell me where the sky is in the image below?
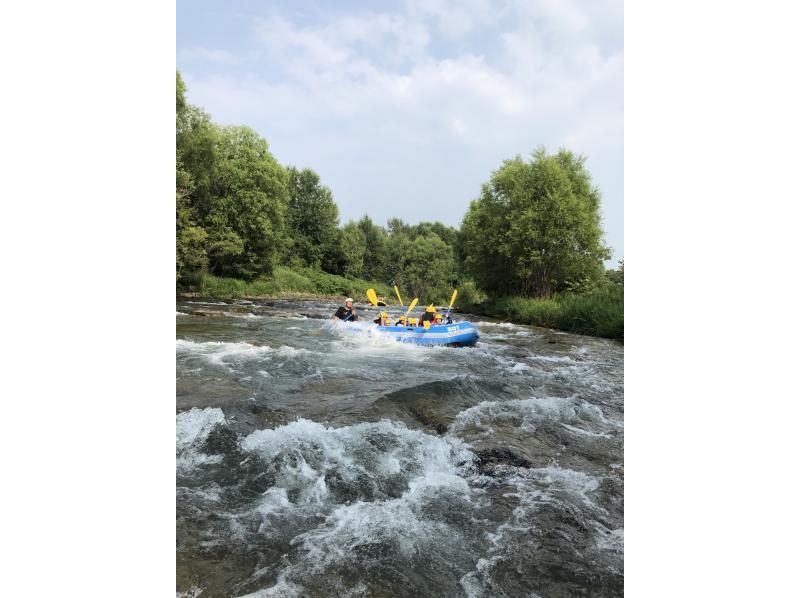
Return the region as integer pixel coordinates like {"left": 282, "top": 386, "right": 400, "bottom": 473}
{"left": 177, "top": 0, "right": 623, "bottom": 265}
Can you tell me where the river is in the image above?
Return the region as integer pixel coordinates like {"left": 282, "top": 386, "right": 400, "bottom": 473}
{"left": 176, "top": 298, "right": 624, "bottom": 597}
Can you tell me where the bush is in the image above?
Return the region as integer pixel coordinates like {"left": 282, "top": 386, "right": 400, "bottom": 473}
{"left": 457, "top": 280, "right": 485, "bottom": 308}
{"left": 177, "top": 267, "right": 395, "bottom": 302}
{"left": 467, "top": 285, "right": 623, "bottom": 340}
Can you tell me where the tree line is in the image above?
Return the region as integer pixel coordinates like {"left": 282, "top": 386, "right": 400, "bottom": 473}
{"left": 177, "top": 71, "right": 617, "bottom": 304}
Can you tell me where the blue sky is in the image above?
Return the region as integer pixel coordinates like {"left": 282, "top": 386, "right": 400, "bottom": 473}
{"left": 177, "top": 0, "right": 623, "bottom": 265}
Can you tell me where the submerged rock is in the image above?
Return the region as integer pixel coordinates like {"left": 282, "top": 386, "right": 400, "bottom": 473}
{"left": 475, "top": 447, "right": 533, "bottom": 473}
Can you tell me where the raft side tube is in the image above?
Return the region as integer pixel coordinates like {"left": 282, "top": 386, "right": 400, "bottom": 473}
{"left": 374, "top": 322, "right": 480, "bottom": 347}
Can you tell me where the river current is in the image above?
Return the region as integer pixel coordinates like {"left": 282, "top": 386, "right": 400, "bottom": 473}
{"left": 176, "top": 298, "right": 624, "bottom": 597}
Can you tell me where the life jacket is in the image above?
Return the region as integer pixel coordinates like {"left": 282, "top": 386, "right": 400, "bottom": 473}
{"left": 336, "top": 307, "right": 356, "bottom": 321}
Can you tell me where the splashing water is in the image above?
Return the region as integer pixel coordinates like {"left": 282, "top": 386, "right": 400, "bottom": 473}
{"left": 177, "top": 298, "right": 623, "bottom": 597}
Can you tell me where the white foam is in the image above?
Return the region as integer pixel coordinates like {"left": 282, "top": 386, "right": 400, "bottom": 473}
{"left": 240, "top": 417, "right": 474, "bottom": 520}
{"left": 177, "top": 407, "right": 225, "bottom": 450}
{"left": 560, "top": 423, "right": 612, "bottom": 439}
{"left": 176, "top": 339, "right": 312, "bottom": 368}
{"left": 324, "top": 321, "right": 434, "bottom": 359}
{"left": 176, "top": 407, "right": 226, "bottom": 472}
{"left": 236, "top": 578, "right": 303, "bottom": 598}
{"left": 450, "top": 396, "right": 612, "bottom": 438}
{"left": 186, "top": 300, "right": 229, "bottom": 305}
{"left": 459, "top": 555, "right": 506, "bottom": 598}
{"left": 529, "top": 354, "right": 575, "bottom": 364}
{"left": 472, "top": 321, "right": 519, "bottom": 329}
{"left": 294, "top": 493, "right": 455, "bottom": 570}
{"left": 176, "top": 311, "right": 188, "bottom": 316}
{"left": 595, "top": 527, "right": 624, "bottom": 552}
{"left": 235, "top": 418, "right": 478, "bottom": 588}
{"left": 256, "top": 488, "right": 292, "bottom": 518}
{"left": 177, "top": 339, "right": 273, "bottom": 359}
{"left": 524, "top": 466, "right": 601, "bottom": 500}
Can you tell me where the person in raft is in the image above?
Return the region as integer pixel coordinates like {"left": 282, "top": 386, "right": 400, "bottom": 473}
{"left": 373, "top": 311, "right": 392, "bottom": 325}
{"left": 332, "top": 298, "right": 358, "bottom": 321}
{"left": 420, "top": 305, "right": 437, "bottom": 325}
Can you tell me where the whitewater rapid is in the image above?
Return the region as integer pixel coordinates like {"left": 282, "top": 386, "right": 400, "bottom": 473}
{"left": 176, "top": 298, "right": 623, "bottom": 597}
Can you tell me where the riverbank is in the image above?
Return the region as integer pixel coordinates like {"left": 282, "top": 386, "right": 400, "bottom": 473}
{"left": 178, "top": 270, "right": 623, "bottom": 340}
{"left": 178, "top": 268, "right": 395, "bottom": 302}
{"left": 463, "top": 286, "right": 624, "bottom": 340}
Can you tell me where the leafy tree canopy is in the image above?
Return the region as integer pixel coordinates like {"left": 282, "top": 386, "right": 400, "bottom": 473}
{"left": 461, "top": 147, "right": 610, "bottom": 297}
{"left": 285, "top": 166, "right": 340, "bottom": 270}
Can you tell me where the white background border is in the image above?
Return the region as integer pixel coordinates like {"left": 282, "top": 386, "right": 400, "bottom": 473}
{"left": 2, "top": 1, "right": 799, "bottom": 595}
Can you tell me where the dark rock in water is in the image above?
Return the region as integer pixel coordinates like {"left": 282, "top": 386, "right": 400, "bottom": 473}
{"left": 301, "top": 313, "right": 328, "bottom": 320}
{"left": 475, "top": 448, "right": 533, "bottom": 473}
{"left": 190, "top": 309, "right": 217, "bottom": 316}
{"left": 202, "top": 426, "right": 240, "bottom": 458}
{"left": 408, "top": 403, "right": 449, "bottom": 435}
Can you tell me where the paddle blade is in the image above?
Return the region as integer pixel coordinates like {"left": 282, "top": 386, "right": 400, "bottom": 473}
{"left": 448, "top": 289, "right": 458, "bottom": 309}
{"left": 404, "top": 298, "right": 419, "bottom": 320}
{"left": 394, "top": 285, "right": 404, "bottom": 306}
{"left": 366, "top": 288, "right": 379, "bottom": 306}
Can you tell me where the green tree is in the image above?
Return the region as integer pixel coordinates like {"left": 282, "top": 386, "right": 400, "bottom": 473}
{"left": 340, "top": 222, "right": 367, "bottom": 278}
{"left": 461, "top": 147, "right": 610, "bottom": 297}
{"left": 176, "top": 71, "right": 187, "bottom": 124}
{"left": 386, "top": 233, "right": 455, "bottom": 303}
{"left": 176, "top": 161, "right": 208, "bottom": 279}
{"left": 387, "top": 218, "right": 413, "bottom": 238}
{"left": 176, "top": 72, "right": 209, "bottom": 279}
{"left": 426, "top": 221, "right": 459, "bottom": 247}
{"left": 356, "top": 215, "right": 389, "bottom": 281}
{"left": 605, "top": 259, "right": 624, "bottom": 287}
{"left": 285, "top": 167, "right": 340, "bottom": 269}
{"left": 204, "top": 126, "right": 289, "bottom": 279}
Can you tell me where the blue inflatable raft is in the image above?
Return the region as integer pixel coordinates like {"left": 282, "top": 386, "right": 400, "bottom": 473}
{"left": 373, "top": 321, "right": 480, "bottom": 347}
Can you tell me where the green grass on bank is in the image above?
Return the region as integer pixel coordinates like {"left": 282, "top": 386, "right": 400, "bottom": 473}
{"left": 464, "top": 285, "right": 624, "bottom": 340}
{"left": 178, "top": 267, "right": 394, "bottom": 302}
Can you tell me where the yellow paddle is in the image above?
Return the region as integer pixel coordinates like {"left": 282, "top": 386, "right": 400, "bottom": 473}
{"left": 444, "top": 289, "right": 458, "bottom": 319}
{"left": 366, "top": 288, "right": 379, "bottom": 307}
{"left": 403, "top": 298, "right": 418, "bottom": 325}
{"left": 393, "top": 285, "right": 404, "bottom": 307}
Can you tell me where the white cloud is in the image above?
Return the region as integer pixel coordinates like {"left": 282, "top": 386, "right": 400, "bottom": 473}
{"left": 404, "top": 0, "right": 505, "bottom": 37}
{"left": 178, "top": 47, "right": 242, "bottom": 64}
